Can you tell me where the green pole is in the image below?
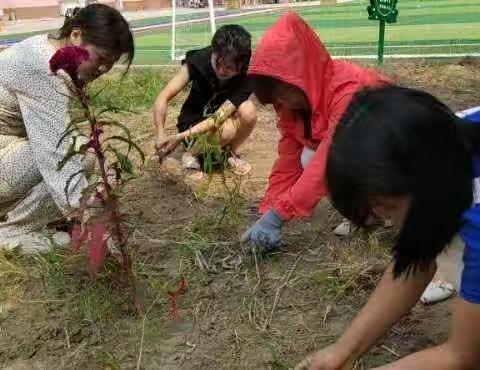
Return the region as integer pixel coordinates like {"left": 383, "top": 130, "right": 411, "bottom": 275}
{"left": 377, "top": 19, "right": 386, "bottom": 65}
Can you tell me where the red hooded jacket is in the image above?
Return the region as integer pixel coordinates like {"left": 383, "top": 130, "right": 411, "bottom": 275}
{"left": 248, "top": 12, "right": 390, "bottom": 221}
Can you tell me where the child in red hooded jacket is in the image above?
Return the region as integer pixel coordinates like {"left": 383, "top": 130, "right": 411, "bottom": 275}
{"left": 242, "top": 12, "right": 390, "bottom": 251}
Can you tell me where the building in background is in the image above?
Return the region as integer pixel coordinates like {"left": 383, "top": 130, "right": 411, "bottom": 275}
{"left": 1, "top": 0, "right": 60, "bottom": 20}
{"left": 60, "top": 0, "right": 171, "bottom": 13}
{"left": 0, "top": 8, "right": 4, "bottom": 31}
{"left": 59, "top": 0, "right": 100, "bottom": 16}
{"left": 0, "top": 0, "right": 172, "bottom": 21}
{"left": 122, "top": 0, "right": 171, "bottom": 10}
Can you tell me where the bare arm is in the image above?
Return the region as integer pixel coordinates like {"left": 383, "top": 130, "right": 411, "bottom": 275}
{"left": 296, "top": 262, "right": 436, "bottom": 369}
{"left": 174, "top": 100, "right": 236, "bottom": 142}
{"left": 155, "top": 100, "right": 237, "bottom": 160}
{"left": 335, "top": 263, "right": 436, "bottom": 360}
{"left": 153, "top": 64, "right": 190, "bottom": 140}
{"left": 374, "top": 299, "right": 480, "bottom": 370}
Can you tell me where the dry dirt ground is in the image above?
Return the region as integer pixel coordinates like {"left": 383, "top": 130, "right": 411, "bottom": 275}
{"left": 1, "top": 60, "right": 480, "bottom": 370}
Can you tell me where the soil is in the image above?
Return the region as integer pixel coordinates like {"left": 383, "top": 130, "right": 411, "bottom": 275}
{"left": 1, "top": 60, "right": 480, "bottom": 370}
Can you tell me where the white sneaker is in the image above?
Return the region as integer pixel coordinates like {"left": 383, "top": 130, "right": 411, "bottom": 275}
{"left": 333, "top": 219, "right": 393, "bottom": 237}
{"left": 51, "top": 231, "right": 71, "bottom": 248}
{"left": 420, "top": 280, "right": 455, "bottom": 305}
{"left": 182, "top": 152, "right": 201, "bottom": 171}
{"left": 0, "top": 230, "right": 71, "bottom": 254}
{"left": 333, "top": 220, "right": 352, "bottom": 236}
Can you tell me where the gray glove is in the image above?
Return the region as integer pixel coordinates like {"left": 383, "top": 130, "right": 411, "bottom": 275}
{"left": 242, "top": 209, "right": 284, "bottom": 252}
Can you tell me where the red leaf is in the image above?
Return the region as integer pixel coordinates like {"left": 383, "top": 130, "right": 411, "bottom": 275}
{"left": 167, "top": 277, "right": 186, "bottom": 321}
{"left": 70, "top": 224, "right": 88, "bottom": 252}
{"left": 87, "top": 222, "right": 110, "bottom": 274}
{"left": 49, "top": 46, "right": 89, "bottom": 88}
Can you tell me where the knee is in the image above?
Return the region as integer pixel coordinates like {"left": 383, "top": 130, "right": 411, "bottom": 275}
{"left": 236, "top": 100, "right": 257, "bottom": 128}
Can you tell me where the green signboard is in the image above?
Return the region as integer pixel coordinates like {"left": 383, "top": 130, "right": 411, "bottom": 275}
{"left": 367, "top": 0, "right": 399, "bottom": 64}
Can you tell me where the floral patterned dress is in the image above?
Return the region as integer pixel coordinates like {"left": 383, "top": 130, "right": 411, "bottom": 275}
{"left": 0, "top": 34, "right": 88, "bottom": 251}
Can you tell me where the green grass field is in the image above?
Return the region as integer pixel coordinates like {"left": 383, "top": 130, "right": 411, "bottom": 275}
{"left": 134, "top": 0, "right": 480, "bottom": 64}
{"left": 1, "top": 0, "right": 478, "bottom": 63}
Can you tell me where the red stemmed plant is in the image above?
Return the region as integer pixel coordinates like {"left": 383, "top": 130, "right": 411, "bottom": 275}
{"left": 50, "top": 46, "right": 144, "bottom": 309}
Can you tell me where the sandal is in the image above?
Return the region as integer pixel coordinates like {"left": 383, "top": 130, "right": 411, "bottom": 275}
{"left": 227, "top": 155, "right": 252, "bottom": 176}
{"left": 182, "top": 152, "right": 201, "bottom": 171}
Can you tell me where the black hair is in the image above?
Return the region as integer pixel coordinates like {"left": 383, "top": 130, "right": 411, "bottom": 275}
{"left": 211, "top": 24, "right": 251, "bottom": 72}
{"left": 54, "top": 4, "right": 134, "bottom": 69}
{"left": 250, "top": 74, "right": 284, "bottom": 105}
{"left": 250, "top": 74, "right": 312, "bottom": 139}
{"left": 326, "top": 85, "right": 480, "bottom": 277}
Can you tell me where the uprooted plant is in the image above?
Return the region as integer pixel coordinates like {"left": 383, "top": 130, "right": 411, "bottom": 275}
{"left": 181, "top": 107, "right": 246, "bottom": 225}
{"left": 193, "top": 132, "right": 245, "bottom": 224}
{"left": 50, "top": 46, "right": 145, "bottom": 309}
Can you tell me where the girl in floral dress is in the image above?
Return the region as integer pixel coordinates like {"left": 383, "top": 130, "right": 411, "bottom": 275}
{"left": 0, "top": 4, "right": 134, "bottom": 252}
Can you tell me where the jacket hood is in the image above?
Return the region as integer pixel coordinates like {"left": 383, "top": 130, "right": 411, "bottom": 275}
{"left": 248, "top": 12, "right": 334, "bottom": 137}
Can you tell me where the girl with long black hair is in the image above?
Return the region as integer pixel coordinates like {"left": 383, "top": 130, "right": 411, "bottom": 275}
{"left": 297, "top": 86, "right": 480, "bottom": 369}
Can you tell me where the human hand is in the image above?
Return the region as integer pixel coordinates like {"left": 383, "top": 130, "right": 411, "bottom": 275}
{"left": 155, "top": 134, "right": 180, "bottom": 161}
{"left": 295, "top": 344, "right": 355, "bottom": 370}
{"left": 241, "top": 209, "right": 283, "bottom": 252}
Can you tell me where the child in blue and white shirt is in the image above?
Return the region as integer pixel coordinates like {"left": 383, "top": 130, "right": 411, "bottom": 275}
{"left": 420, "top": 106, "right": 480, "bottom": 305}
{"left": 296, "top": 87, "right": 480, "bottom": 369}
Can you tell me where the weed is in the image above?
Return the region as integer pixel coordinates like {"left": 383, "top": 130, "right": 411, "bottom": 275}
{"left": 308, "top": 239, "right": 386, "bottom": 302}
{"left": 90, "top": 69, "right": 167, "bottom": 112}
{"left": 0, "top": 249, "right": 35, "bottom": 286}
{"left": 268, "top": 342, "right": 292, "bottom": 370}
{"left": 183, "top": 119, "right": 247, "bottom": 227}
{"left": 95, "top": 350, "right": 122, "bottom": 370}
{"left": 74, "top": 282, "right": 121, "bottom": 325}
{"left": 0, "top": 250, "right": 36, "bottom": 309}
